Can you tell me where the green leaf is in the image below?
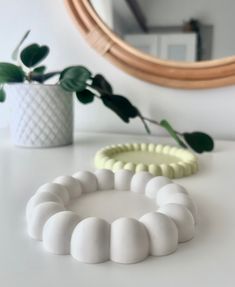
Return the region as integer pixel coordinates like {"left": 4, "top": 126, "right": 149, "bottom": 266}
{"left": 0, "top": 87, "right": 6, "bottom": 102}
{"left": 60, "top": 78, "right": 86, "bottom": 92}
{"left": 32, "top": 65, "right": 46, "bottom": 74}
{"left": 101, "top": 94, "right": 139, "bottom": 123}
{"left": 160, "top": 119, "right": 187, "bottom": 148}
{"left": 11, "top": 30, "right": 30, "bottom": 61}
{"left": 183, "top": 132, "right": 214, "bottom": 153}
{"left": 60, "top": 66, "right": 91, "bottom": 81}
{"left": 60, "top": 66, "right": 91, "bottom": 92}
{"left": 92, "top": 74, "right": 113, "bottom": 94}
{"left": 30, "top": 71, "right": 60, "bottom": 83}
{"left": 20, "top": 43, "right": 49, "bottom": 67}
{"left": 76, "top": 89, "right": 95, "bottom": 104}
{"left": 0, "top": 63, "right": 25, "bottom": 83}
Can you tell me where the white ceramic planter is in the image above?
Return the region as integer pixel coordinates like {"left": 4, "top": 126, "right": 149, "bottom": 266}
{"left": 6, "top": 83, "right": 73, "bottom": 148}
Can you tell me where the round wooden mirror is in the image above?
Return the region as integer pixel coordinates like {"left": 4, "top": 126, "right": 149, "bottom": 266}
{"left": 65, "top": 0, "right": 235, "bottom": 89}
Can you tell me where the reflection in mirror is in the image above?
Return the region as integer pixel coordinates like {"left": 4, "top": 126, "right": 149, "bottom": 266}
{"left": 91, "top": 0, "right": 234, "bottom": 62}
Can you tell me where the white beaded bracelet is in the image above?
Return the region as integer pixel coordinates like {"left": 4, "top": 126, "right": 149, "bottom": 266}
{"left": 26, "top": 169, "right": 197, "bottom": 264}
{"left": 95, "top": 143, "right": 198, "bottom": 179}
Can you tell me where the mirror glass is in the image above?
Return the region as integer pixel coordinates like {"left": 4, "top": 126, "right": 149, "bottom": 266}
{"left": 91, "top": 0, "right": 235, "bottom": 62}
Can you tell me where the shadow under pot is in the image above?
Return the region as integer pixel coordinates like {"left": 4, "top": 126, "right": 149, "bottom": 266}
{"left": 6, "top": 83, "right": 73, "bottom": 148}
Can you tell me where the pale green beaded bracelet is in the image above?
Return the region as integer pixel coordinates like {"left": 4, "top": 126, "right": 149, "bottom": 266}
{"left": 94, "top": 143, "right": 198, "bottom": 179}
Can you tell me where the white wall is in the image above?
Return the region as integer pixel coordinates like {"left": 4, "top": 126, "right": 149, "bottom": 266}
{"left": 137, "top": 0, "right": 235, "bottom": 59}
{"left": 0, "top": 0, "right": 235, "bottom": 140}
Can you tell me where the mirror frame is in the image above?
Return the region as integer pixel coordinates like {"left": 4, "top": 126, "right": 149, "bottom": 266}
{"left": 65, "top": 0, "right": 235, "bottom": 89}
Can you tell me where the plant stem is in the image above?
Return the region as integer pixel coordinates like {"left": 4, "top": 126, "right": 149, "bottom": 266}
{"left": 142, "top": 116, "right": 160, "bottom": 126}
{"left": 87, "top": 82, "right": 183, "bottom": 138}
{"left": 27, "top": 71, "right": 32, "bottom": 82}
{"left": 143, "top": 116, "right": 182, "bottom": 135}
{"left": 93, "top": 94, "right": 101, "bottom": 99}
{"left": 86, "top": 83, "right": 105, "bottom": 96}
{"left": 85, "top": 85, "right": 101, "bottom": 99}
{"left": 139, "top": 114, "right": 151, "bottom": 134}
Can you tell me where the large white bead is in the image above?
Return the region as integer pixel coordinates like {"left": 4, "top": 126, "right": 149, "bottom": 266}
{"left": 145, "top": 176, "right": 171, "bottom": 198}
{"left": 110, "top": 218, "right": 149, "bottom": 264}
{"left": 28, "top": 202, "right": 64, "bottom": 240}
{"left": 114, "top": 169, "right": 134, "bottom": 190}
{"left": 130, "top": 171, "right": 153, "bottom": 193}
{"left": 158, "top": 203, "right": 195, "bottom": 243}
{"left": 95, "top": 169, "right": 114, "bottom": 190}
{"left": 36, "top": 183, "right": 70, "bottom": 205}
{"left": 158, "top": 192, "right": 197, "bottom": 223}
{"left": 71, "top": 217, "right": 110, "bottom": 263}
{"left": 140, "top": 212, "right": 178, "bottom": 256}
{"left": 42, "top": 211, "right": 80, "bottom": 254}
{"left": 26, "top": 191, "right": 63, "bottom": 222}
{"left": 157, "top": 183, "right": 188, "bottom": 204}
{"left": 53, "top": 176, "right": 82, "bottom": 199}
{"left": 73, "top": 171, "right": 98, "bottom": 193}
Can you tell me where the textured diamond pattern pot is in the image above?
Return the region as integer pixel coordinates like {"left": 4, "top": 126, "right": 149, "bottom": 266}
{"left": 6, "top": 83, "right": 73, "bottom": 148}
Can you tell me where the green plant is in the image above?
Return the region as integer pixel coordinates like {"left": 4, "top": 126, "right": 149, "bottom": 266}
{"left": 0, "top": 31, "right": 214, "bottom": 153}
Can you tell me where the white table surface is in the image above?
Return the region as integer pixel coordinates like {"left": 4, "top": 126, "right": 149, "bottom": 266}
{"left": 1, "top": 130, "right": 235, "bottom": 287}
